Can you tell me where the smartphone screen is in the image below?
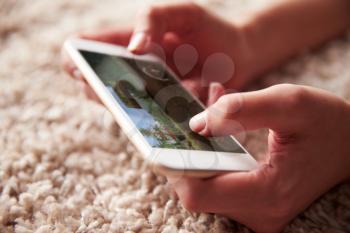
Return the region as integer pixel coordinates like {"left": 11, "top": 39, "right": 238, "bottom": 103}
{"left": 80, "top": 50, "right": 245, "bottom": 153}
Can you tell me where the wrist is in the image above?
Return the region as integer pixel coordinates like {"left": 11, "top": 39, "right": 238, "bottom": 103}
{"left": 223, "top": 20, "right": 263, "bottom": 90}
{"left": 228, "top": 12, "right": 290, "bottom": 90}
{"left": 238, "top": 12, "right": 295, "bottom": 81}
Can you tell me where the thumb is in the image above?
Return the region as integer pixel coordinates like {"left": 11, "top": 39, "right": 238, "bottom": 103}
{"left": 189, "top": 84, "right": 305, "bottom": 136}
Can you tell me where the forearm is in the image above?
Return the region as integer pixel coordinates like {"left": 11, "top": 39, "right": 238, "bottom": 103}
{"left": 241, "top": 0, "right": 350, "bottom": 78}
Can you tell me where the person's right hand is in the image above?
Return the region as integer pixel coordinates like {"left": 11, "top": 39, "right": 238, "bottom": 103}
{"left": 62, "top": 2, "right": 256, "bottom": 105}
{"left": 170, "top": 84, "right": 350, "bottom": 232}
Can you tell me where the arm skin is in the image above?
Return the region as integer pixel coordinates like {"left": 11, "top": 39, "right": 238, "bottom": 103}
{"left": 239, "top": 0, "right": 350, "bottom": 83}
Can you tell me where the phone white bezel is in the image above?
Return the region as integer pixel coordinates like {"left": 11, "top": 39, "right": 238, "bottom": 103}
{"left": 64, "top": 38, "right": 258, "bottom": 175}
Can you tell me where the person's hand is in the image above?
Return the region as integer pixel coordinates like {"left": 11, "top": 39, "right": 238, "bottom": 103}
{"left": 169, "top": 84, "right": 350, "bottom": 233}
{"left": 61, "top": 28, "right": 132, "bottom": 103}
{"left": 62, "top": 2, "right": 256, "bottom": 105}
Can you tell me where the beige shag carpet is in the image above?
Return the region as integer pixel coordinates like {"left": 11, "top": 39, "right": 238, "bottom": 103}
{"left": 1, "top": 0, "right": 350, "bottom": 232}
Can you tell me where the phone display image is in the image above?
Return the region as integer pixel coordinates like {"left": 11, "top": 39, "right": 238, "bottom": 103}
{"left": 80, "top": 50, "right": 245, "bottom": 154}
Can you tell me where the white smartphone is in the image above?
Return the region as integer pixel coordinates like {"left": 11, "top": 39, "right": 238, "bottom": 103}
{"left": 64, "top": 39, "right": 257, "bottom": 177}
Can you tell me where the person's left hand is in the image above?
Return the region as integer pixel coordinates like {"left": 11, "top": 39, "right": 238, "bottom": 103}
{"left": 168, "top": 84, "right": 350, "bottom": 233}
{"left": 62, "top": 2, "right": 259, "bottom": 106}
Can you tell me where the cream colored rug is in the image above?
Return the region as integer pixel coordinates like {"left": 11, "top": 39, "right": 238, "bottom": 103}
{"left": 1, "top": 0, "right": 350, "bottom": 232}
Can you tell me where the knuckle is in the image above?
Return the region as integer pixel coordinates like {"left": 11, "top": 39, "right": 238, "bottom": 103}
{"left": 272, "top": 84, "right": 310, "bottom": 113}
{"left": 288, "top": 87, "right": 308, "bottom": 108}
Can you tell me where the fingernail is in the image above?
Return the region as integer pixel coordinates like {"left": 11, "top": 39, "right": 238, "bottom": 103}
{"left": 207, "top": 82, "right": 225, "bottom": 106}
{"left": 210, "top": 82, "right": 222, "bottom": 94}
{"left": 209, "top": 83, "right": 221, "bottom": 99}
{"left": 73, "top": 69, "right": 82, "bottom": 80}
{"left": 128, "top": 32, "right": 150, "bottom": 52}
{"left": 189, "top": 111, "right": 206, "bottom": 133}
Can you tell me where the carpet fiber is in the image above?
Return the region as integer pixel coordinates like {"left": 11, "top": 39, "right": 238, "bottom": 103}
{"left": 1, "top": 0, "right": 350, "bottom": 232}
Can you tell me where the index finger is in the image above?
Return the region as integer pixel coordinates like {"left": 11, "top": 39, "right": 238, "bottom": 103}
{"left": 128, "top": 2, "right": 204, "bottom": 53}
